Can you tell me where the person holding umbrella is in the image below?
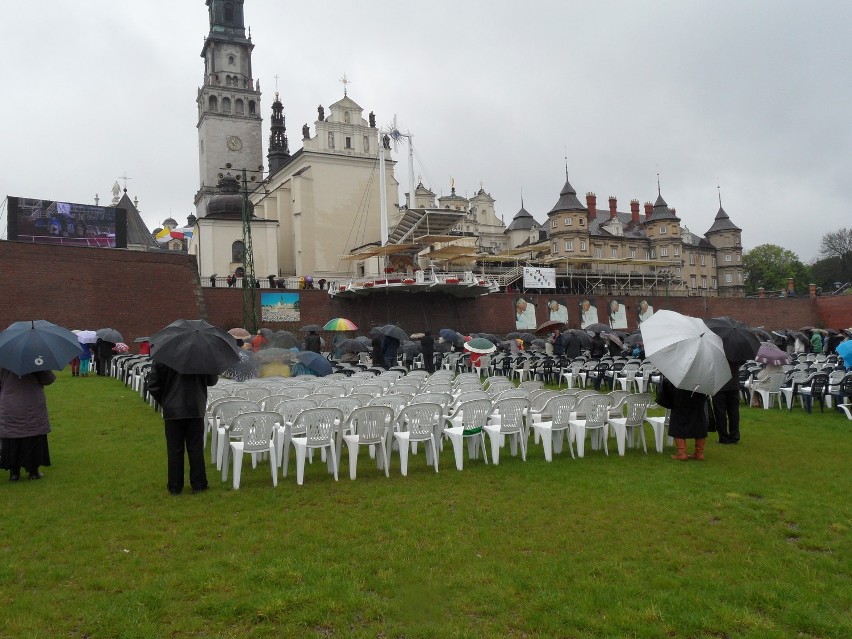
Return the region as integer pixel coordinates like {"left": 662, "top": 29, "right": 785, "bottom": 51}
{"left": 0, "top": 320, "right": 83, "bottom": 480}
{"left": 420, "top": 331, "right": 435, "bottom": 373}
{"left": 147, "top": 320, "right": 239, "bottom": 496}
{"left": 0, "top": 369, "right": 56, "bottom": 480}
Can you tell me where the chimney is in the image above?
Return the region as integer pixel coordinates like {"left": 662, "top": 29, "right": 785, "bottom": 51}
{"left": 808, "top": 283, "right": 817, "bottom": 299}
{"left": 644, "top": 202, "right": 653, "bottom": 219}
{"left": 787, "top": 277, "right": 795, "bottom": 294}
{"left": 608, "top": 196, "right": 617, "bottom": 219}
{"left": 758, "top": 287, "right": 765, "bottom": 299}
{"left": 586, "top": 192, "right": 597, "bottom": 219}
{"left": 630, "top": 199, "right": 640, "bottom": 223}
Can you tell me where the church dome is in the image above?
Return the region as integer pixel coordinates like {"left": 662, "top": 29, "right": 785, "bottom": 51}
{"left": 206, "top": 175, "right": 254, "bottom": 218}
{"left": 162, "top": 217, "right": 178, "bottom": 228}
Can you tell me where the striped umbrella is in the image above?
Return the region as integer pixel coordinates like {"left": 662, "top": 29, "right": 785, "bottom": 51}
{"left": 323, "top": 318, "right": 358, "bottom": 331}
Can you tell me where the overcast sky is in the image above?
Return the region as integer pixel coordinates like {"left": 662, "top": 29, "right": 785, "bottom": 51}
{"left": 2, "top": 0, "right": 850, "bottom": 261}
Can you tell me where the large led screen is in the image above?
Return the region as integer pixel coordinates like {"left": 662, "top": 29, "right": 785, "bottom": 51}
{"left": 6, "top": 196, "right": 127, "bottom": 248}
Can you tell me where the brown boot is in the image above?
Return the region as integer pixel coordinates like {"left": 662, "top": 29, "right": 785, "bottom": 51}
{"left": 690, "top": 438, "right": 706, "bottom": 461}
{"left": 670, "top": 438, "right": 688, "bottom": 461}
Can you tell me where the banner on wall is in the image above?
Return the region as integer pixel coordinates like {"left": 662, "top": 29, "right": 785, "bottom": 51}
{"left": 261, "top": 292, "right": 300, "bottom": 322}
{"left": 523, "top": 267, "right": 556, "bottom": 289}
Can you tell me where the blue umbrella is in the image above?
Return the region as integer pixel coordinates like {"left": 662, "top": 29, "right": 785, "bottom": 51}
{"left": 837, "top": 340, "right": 852, "bottom": 369}
{"left": 296, "top": 350, "right": 333, "bottom": 376}
{"left": 0, "top": 320, "right": 83, "bottom": 376}
{"left": 439, "top": 328, "right": 462, "bottom": 344}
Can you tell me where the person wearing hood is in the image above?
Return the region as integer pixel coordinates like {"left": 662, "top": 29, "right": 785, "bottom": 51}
{"left": 304, "top": 330, "right": 321, "bottom": 353}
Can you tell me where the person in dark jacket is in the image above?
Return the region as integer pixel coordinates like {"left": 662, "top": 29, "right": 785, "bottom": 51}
{"left": 95, "top": 338, "right": 115, "bottom": 376}
{"left": 551, "top": 330, "right": 565, "bottom": 357}
{"left": 371, "top": 335, "right": 385, "bottom": 369}
{"left": 304, "top": 331, "right": 322, "bottom": 353}
{"left": 658, "top": 377, "right": 710, "bottom": 461}
{"left": 147, "top": 363, "right": 218, "bottom": 495}
{"left": 383, "top": 335, "right": 400, "bottom": 369}
{"left": 589, "top": 333, "right": 606, "bottom": 359}
{"left": 711, "top": 360, "right": 745, "bottom": 444}
{"left": 563, "top": 330, "right": 583, "bottom": 359}
{"left": 420, "top": 331, "right": 435, "bottom": 373}
{"left": 0, "top": 369, "right": 55, "bottom": 481}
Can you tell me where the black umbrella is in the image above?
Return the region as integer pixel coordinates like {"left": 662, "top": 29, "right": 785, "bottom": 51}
{"left": 270, "top": 330, "right": 299, "bottom": 349}
{"left": 704, "top": 316, "right": 761, "bottom": 362}
{"left": 571, "top": 329, "right": 592, "bottom": 348}
{"left": 0, "top": 320, "right": 83, "bottom": 376}
{"left": 752, "top": 327, "right": 773, "bottom": 342}
{"left": 478, "top": 333, "right": 501, "bottom": 344}
{"left": 150, "top": 319, "right": 240, "bottom": 375}
{"left": 300, "top": 325, "right": 323, "bottom": 333}
{"left": 519, "top": 332, "right": 537, "bottom": 345}
{"left": 355, "top": 335, "right": 372, "bottom": 345}
{"left": 337, "top": 339, "right": 370, "bottom": 354}
{"left": 402, "top": 340, "right": 421, "bottom": 357}
{"left": 506, "top": 332, "right": 521, "bottom": 339}
{"left": 96, "top": 327, "right": 124, "bottom": 343}
{"left": 380, "top": 324, "right": 408, "bottom": 343}
{"left": 439, "top": 328, "right": 462, "bottom": 344}
{"left": 583, "top": 323, "right": 611, "bottom": 334}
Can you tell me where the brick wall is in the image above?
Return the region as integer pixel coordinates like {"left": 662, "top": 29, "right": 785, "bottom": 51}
{"left": 0, "top": 241, "right": 206, "bottom": 343}
{"left": 3, "top": 241, "right": 844, "bottom": 348}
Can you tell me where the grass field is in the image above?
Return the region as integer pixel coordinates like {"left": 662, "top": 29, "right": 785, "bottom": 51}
{"left": 1, "top": 372, "right": 850, "bottom": 638}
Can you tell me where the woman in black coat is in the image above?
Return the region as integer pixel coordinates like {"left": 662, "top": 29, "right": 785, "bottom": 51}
{"left": 658, "top": 378, "right": 709, "bottom": 461}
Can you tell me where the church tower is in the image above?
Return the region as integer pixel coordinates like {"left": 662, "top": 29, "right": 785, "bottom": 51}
{"left": 194, "top": 0, "right": 263, "bottom": 219}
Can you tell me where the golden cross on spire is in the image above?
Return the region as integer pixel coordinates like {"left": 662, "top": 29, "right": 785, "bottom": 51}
{"left": 339, "top": 72, "right": 351, "bottom": 96}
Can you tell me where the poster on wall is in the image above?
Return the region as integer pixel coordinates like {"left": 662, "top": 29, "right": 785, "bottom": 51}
{"left": 608, "top": 299, "right": 628, "bottom": 330}
{"left": 579, "top": 299, "right": 599, "bottom": 328}
{"left": 261, "top": 292, "right": 300, "bottom": 322}
{"left": 522, "top": 267, "right": 556, "bottom": 289}
{"left": 6, "top": 196, "right": 127, "bottom": 248}
{"left": 514, "top": 296, "right": 538, "bottom": 329}
{"left": 545, "top": 297, "right": 569, "bottom": 324}
{"left": 638, "top": 299, "right": 655, "bottom": 323}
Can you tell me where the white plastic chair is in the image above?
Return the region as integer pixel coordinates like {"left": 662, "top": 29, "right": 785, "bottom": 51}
{"left": 444, "top": 398, "right": 491, "bottom": 470}
{"left": 393, "top": 403, "right": 442, "bottom": 476}
{"left": 229, "top": 411, "right": 280, "bottom": 489}
{"left": 531, "top": 395, "right": 578, "bottom": 461}
{"left": 644, "top": 409, "right": 671, "bottom": 453}
{"left": 214, "top": 400, "right": 260, "bottom": 469}
{"left": 568, "top": 394, "right": 613, "bottom": 458}
{"left": 274, "top": 398, "right": 320, "bottom": 476}
{"left": 290, "top": 407, "right": 345, "bottom": 485}
{"left": 484, "top": 398, "right": 530, "bottom": 464}
{"left": 752, "top": 372, "right": 786, "bottom": 409}
{"left": 607, "top": 393, "right": 653, "bottom": 455}
{"left": 342, "top": 406, "right": 394, "bottom": 480}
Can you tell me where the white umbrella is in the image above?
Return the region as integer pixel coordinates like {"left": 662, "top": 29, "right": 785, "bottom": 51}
{"left": 639, "top": 310, "right": 731, "bottom": 395}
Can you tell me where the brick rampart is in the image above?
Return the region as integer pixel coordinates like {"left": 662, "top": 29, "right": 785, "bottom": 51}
{"left": 2, "top": 242, "right": 847, "bottom": 348}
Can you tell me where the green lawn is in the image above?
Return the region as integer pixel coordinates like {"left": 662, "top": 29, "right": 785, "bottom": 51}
{"left": 1, "top": 372, "right": 850, "bottom": 638}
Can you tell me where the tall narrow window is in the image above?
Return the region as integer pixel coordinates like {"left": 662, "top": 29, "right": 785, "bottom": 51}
{"left": 222, "top": 97, "right": 231, "bottom": 114}
{"left": 231, "top": 240, "right": 245, "bottom": 263}
{"left": 248, "top": 101, "right": 256, "bottom": 115}
{"left": 208, "top": 95, "right": 218, "bottom": 112}
{"left": 235, "top": 99, "right": 244, "bottom": 115}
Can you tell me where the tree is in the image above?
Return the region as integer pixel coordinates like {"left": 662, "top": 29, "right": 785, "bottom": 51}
{"left": 742, "top": 244, "right": 811, "bottom": 294}
{"left": 818, "top": 227, "right": 852, "bottom": 283}
{"left": 809, "top": 256, "right": 844, "bottom": 292}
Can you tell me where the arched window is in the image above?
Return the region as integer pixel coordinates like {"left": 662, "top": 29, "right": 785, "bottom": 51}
{"left": 225, "top": 75, "right": 231, "bottom": 86}
{"left": 248, "top": 100, "right": 256, "bottom": 115}
{"left": 228, "top": 55, "right": 235, "bottom": 65}
{"left": 235, "top": 99, "right": 244, "bottom": 115}
{"left": 222, "top": 97, "right": 231, "bottom": 114}
{"left": 344, "top": 111, "right": 351, "bottom": 124}
{"left": 232, "top": 241, "right": 245, "bottom": 263}
{"left": 208, "top": 95, "right": 218, "bottom": 112}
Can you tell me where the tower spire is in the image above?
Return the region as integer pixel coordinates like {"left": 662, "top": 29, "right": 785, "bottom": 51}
{"left": 267, "top": 91, "right": 290, "bottom": 175}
